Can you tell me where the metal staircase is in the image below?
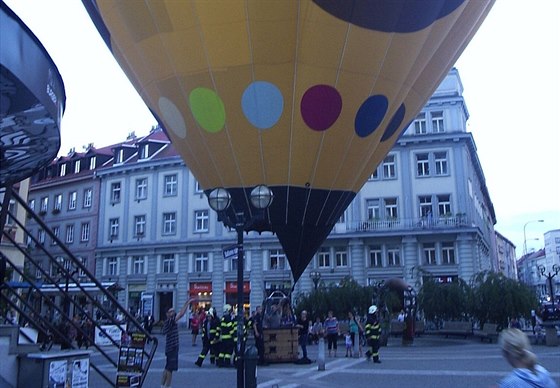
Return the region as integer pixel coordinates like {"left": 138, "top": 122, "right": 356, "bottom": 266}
{"left": 1, "top": 186, "right": 158, "bottom": 387}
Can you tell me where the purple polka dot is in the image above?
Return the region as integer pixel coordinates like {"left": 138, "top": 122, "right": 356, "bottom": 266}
{"left": 301, "top": 85, "right": 342, "bottom": 131}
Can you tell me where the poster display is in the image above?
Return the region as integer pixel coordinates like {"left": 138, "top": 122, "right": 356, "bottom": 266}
{"left": 71, "top": 359, "right": 89, "bottom": 388}
{"left": 116, "top": 332, "right": 146, "bottom": 387}
{"left": 48, "top": 360, "right": 66, "bottom": 388}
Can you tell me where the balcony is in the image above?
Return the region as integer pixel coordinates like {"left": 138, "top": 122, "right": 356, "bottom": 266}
{"left": 345, "top": 214, "right": 469, "bottom": 233}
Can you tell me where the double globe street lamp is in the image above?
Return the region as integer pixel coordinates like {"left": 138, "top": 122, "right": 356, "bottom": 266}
{"left": 208, "top": 185, "right": 273, "bottom": 388}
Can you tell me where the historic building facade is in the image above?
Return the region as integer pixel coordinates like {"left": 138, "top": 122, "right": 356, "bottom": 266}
{"left": 26, "top": 69, "right": 499, "bottom": 321}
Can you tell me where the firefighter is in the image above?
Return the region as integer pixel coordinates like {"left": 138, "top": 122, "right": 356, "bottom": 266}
{"left": 365, "top": 305, "right": 382, "bottom": 363}
{"left": 195, "top": 307, "right": 219, "bottom": 367}
{"left": 217, "top": 304, "right": 235, "bottom": 367}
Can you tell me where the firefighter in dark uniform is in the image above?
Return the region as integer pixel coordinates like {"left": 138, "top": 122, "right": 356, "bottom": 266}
{"left": 217, "top": 304, "right": 235, "bottom": 367}
{"left": 195, "top": 307, "right": 218, "bottom": 367}
{"left": 365, "top": 305, "right": 382, "bottom": 363}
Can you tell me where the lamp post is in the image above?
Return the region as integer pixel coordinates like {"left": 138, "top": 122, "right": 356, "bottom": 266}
{"left": 523, "top": 219, "right": 544, "bottom": 256}
{"left": 538, "top": 264, "right": 560, "bottom": 303}
{"left": 208, "top": 185, "right": 273, "bottom": 388}
{"left": 309, "top": 271, "right": 321, "bottom": 290}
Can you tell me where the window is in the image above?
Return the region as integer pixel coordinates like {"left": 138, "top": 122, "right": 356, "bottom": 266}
{"left": 111, "top": 182, "right": 121, "bottom": 203}
{"left": 109, "top": 218, "right": 119, "bottom": 240}
{"left": 60, "top": 163, "right": 66, "bottom": 177}
{"left": 163, "top": 212, "right": 177, "bottom": 235}
{"left": 431, "top": 111, "right": 444, "bottom": 133}
{"left": 194, "top": 210, "right": 209, "bottom": 232}
{"left": 368, "top": 169, "right": 379, "bottom": 181}
{"left": 382, "top": 155, "right": 396, "bottom": 179}
{"left": 162, "top": 254, "right": 175, "bottom": 273}
{"left": 51, "top": 226, "right": 60, "bottom": 245}
{"left": 28, "top": 199, "right": 35, "bottom": 212}
{"left": 140, "top": 144, "right": 149, "bottom": 159}
{"left": 414, "top": 113, "right": 427, "bottom": 134}
{"left": 116, "top": 149, "right": 124, "bottom": 164}
{"left": 269, "top": 249, "right": 287, "bottom": 270}
{"left": 80, "top": 223, "right": 90, "bottom": 242}
{"left": 66, "top": 225, "right": 74, "bottom": 244}
{"left": 38, "top": 229, "right": 46, "bottom": 244}
{"left": 89, "top": 156, "right": 96, "bottom": 170}
{"left": 83, "top": 188, "right": 92, "bottom": 208}
{"left": 134, "top": 215, "right": 146, "bottom": 237}
{"left": 68, "top": 191, "right": 77, "bottom": 210}
{"left": 54, "top": 194, "right": 62, "bottom": 211}
{"left": 78, "top": 257, "right": 87, "bottom": 277}
{"left": 369, "top": 246, "right": 382, "bottom": 267}
{"left": 135, "top": 178, "right": 147, "bottom": 200}
{"left": 40, "top": 196, "right": 48, "bottom": 213}
{"left": 318, "top": 248, "right": 330, "bottom": 268}
{"left": 434, "top": 152, "right": 448, "bottom": 175}
{"left": 132, "top": 256, "right": 145, "bottom": 274}
{"left": 194, "top": 253, "right": 209, "bottom": 272}
{"left": 416, "top": 153, "right": 430, "bottom": 176}
{"left": 442, "top": 242, "right": 455, "bottom": 264}
{"left": 6, "top": 200, "right": 16, "bottom": 225}
{"left": 366, "top": 199, "right": 380, "bottom": 220}
{"left": 164, "top": 174, "right": 178, "bottom": 196}
{"left": 74, "top": 160, "right": 81, "bottom": 174}
{"left": 195, "top": 180, "right": 203, "bottom": 193}
{"left": 419, "top": 196, "right": 433, "bottom": 218}
{"left": 423, "top": 243, "right": 437, "bottom": 265}
{"left": 51, "top": 257, "right": 65, "bottom": 276}
{"left": 437, "top": 195, "right": 451, "bottom": 216}
{"left": 337, "top": 210, "right": 346, "bottom": 224}
{"left": 387, "top": 246, "right": 401, "bottom": 266}
{"left": 385, "top": 198, "right": 398, "bottom": 219}
{"left": 335, "top": 248, "right": 348, "bottom": 267}
{"left": 107, "top": 257, "right": 118, "bottom": 276}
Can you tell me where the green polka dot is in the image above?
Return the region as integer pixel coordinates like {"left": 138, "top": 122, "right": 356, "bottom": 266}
{"left": 189, "top": 87, "right": 226, "bottom": 133}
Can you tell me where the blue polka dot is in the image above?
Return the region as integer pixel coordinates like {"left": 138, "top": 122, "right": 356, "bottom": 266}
{"left": 381, "top": 104, "right": 406, "bottom": 141}
{"left": 354, "top": 95, "right": 388, "bottom": 138}
{"left": 242, "top": 81, "right": 283, "bottom": 129}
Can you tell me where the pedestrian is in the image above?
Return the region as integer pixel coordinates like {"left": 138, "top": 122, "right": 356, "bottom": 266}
{"left": 145, "top": 313, "right": 155, "bottom": 343}
{"left": 498, "top": 328, "right": 557, "bottom": 388}
{"left": 509, "top": 317, "right": 521, "bottom": 329}
{"left": 530, "top": 310, "right": 537, "bottom": 335}
{"left": 324, "top": 310, "right": 339, "bottom": 357}
{"left": 295, "top": 310, "right": 311, "bottom": 363}
{"left": 161, "top": 297, "right": 195, "bottom": 388}
{"left": 216, "top": 304, "right": 235, "bottom": 367}
{"left": 311, "top": 316, "right": 323, "bottom": 345}
{"left": 365, "top": 305, "right": 381, "bottom": 363}
{"left": 195, "top": 307, "right": 218, "bottom": 367}
{"left": 397, "top": 309, "right": 405, "bottom": 322}
{"left": 253, "top": 305, "right": 267, "bottom": 366}
{"left": 348, "top": 311, "right": 362, "bottom": 357}
{"left": 81, "top": 318, "right": 94, "bottom": 350}
{"left": 345, "top": 331, "right": 353, "bottom": 357}
{"left": 191, "top": 309, "right": 201, "bottom": 346}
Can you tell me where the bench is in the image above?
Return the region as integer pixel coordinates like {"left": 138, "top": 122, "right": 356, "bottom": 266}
{"left": 389, "top": 321, "right": 425, "bottom": 337}
{"left": 415, "top": 320, "right": 425, "bottom": 336}
{"left": 474, "top": 323, "right": 499, "bottom": 343}
{"left": 439, "top": 321, "right": 473, "bottom": 338}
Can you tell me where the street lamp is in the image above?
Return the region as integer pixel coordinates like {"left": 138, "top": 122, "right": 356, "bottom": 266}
{"left": 523, "top": 219, "right": 544, "bottom": 256}
{"left": 538, "top": 264, "right": 560, "bottom": 303}
{"left": 309, "top": 271, "right": 321, "bottom": 290}
{"left": 207, "top": 185, "right": 273, "bottom": 388}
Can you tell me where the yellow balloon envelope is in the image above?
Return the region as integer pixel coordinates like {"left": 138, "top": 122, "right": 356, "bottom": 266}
{"left": 83, "top": 0, "right": 494, "bottom": 281}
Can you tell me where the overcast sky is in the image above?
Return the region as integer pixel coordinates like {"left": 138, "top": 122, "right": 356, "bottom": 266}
{"left": 6, "top": 0, "right": 559, "bottom": 258}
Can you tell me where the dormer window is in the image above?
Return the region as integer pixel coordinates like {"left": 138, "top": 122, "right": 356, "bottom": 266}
{"left": 140, "top": 144, "right": 150, "bottom": 159}
{"left": 74, "top": 160, "right": 81, "bottom": 174}
{"left": 116, "top": 149, "right": 124, "bottom": 164}
{"left": 89, "top": 156, "right": 96, "bottom": 170}
{"left": 60, "top": 163, "right": 66, "bottom": 176}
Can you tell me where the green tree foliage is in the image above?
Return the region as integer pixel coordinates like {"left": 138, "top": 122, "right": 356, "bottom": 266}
{"left": 418, "top": 277, "right": 471, "bottom": 322}
{"left": 294, "top": 276, "right": 374, "bottom": 320}
{"left": 469, "top": 271, "right": 538, "bottom": 328}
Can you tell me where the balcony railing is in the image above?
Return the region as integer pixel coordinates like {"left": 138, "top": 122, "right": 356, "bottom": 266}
{"left": 345, "top": 214, "right": 469, "bottom": 233}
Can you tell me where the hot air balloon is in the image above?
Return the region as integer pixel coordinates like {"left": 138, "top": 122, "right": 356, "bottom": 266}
{"left": 82, "top": 0, "right": 494, "bottom": 282}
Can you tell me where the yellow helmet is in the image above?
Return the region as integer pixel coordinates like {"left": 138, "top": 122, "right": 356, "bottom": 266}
{"left": 223, "top": 304, "right": 232, "bottom": 313}
{"left": 368, "top": 305, "right": 378, "bottom": 314}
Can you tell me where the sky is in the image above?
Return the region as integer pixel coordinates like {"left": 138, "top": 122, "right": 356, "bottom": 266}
{"left": 5, "top": 0, "right": 559, "bottom": 258}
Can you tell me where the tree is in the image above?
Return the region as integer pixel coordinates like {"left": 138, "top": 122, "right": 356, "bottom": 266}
{"left": 418, "top": 278, "right": 471, "bottom": 324}
{"left": 469, "top": 271, "right": 538, "bottom": 328}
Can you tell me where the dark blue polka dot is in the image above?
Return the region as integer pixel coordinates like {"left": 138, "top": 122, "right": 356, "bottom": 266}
{"left": 355, "top": 95, "right": 388, "bottom": 138}
{"left": 381, "top": 103, "right": 406, "bottom": 141}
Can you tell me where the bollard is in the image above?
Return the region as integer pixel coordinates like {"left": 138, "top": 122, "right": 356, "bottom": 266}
{"left": 244, "top": 344, "right": 258, "bottom": 388}
{"left": 317, "top": 337, "right": 325, "bottom": 371}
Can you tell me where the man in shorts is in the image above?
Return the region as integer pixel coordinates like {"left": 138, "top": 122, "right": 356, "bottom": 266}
{"left": 161, "top": 297, "right": 195, "bottom": 388}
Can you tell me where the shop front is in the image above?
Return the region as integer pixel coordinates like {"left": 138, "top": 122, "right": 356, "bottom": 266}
{"left": 189, "top": 282, "right": 212, "bottom": 310}
{"left": 225, "top": 281, "right": 250, "bottom": 313}
{"left": 128, "top": 284, "right": 146, "bottom": 317}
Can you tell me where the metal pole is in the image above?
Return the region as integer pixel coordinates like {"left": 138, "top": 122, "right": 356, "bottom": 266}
{"left": 236, "top": 220, "right": 245, "bottom": 388}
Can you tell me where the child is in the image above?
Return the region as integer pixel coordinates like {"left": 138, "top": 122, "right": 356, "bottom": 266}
{"left": 345, "top": 331, "right": 353, "bottom": 357}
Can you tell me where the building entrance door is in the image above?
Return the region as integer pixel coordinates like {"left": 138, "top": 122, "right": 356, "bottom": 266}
{"left": 158, "top": 291, "right": 173, "bottom": 322}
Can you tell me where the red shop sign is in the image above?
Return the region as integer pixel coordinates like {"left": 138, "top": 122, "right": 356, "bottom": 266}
{"left": 189, "top": 282, "right": 212, "bottom": 293}
{"left": 225, "top": 281, "right": 250, "bottom": 293}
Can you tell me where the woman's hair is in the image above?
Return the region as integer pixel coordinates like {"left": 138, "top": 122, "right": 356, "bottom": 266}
{"left": 499, "top": 328, "right": 538, "bottom": 371}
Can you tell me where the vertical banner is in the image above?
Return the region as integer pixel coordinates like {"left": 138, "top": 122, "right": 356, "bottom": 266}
{"left": 116, "top": 332, "right": 147, "bottom": 387}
